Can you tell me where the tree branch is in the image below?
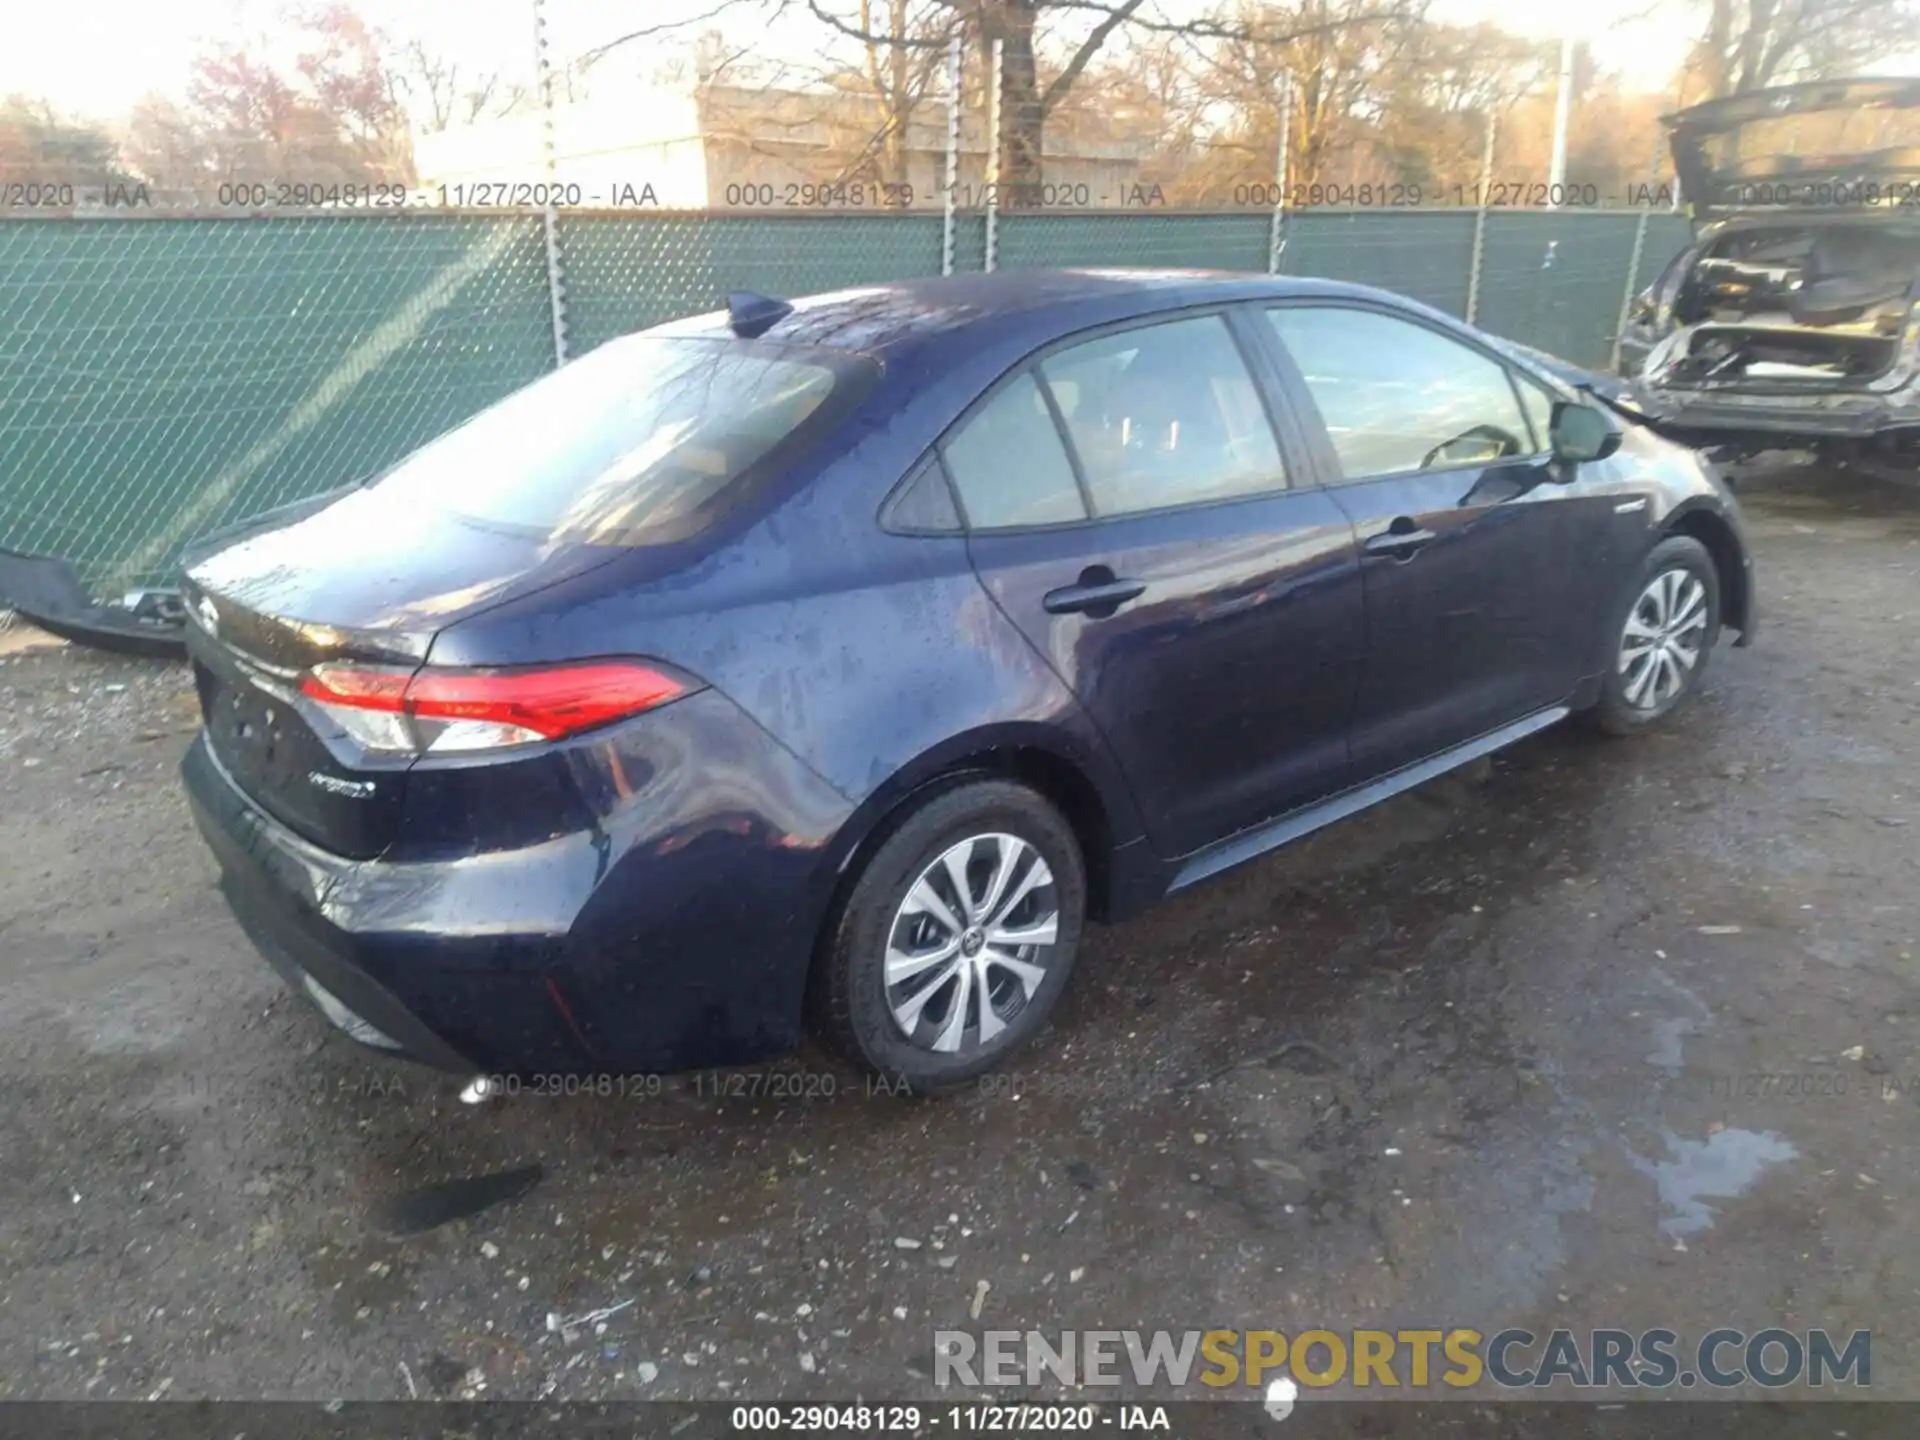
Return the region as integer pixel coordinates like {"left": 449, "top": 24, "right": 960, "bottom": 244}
{"left": 1037, "top": 1, "right": 1417, "bottom": 115}
{"left": 1041, "top": 0, "right": 1146, "bottom": 114}
{"left": 801, "top": 0, "right": 953, "bottom": 49}
{"left": 581, "top": 0, "right": 763, "bottom": 67}
{"left": 1039, "top": 0, "right": 1418, "bottom": 42}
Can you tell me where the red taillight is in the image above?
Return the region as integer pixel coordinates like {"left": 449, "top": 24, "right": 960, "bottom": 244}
{"left": 405, "top": 664, "right": 689, "bottom": 738}
{"left": 300, "top": 660, "right": 693, "bottom": 754}
{"left": 301, "top": 666, "right": 411, "bottom": 708}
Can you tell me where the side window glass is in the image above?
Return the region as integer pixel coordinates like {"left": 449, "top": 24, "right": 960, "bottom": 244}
{"left": 1512, "top": 375, "right": 1557, "bottom": 454}
{"left": 883, "top": 455, "right": 963, "bottom": 533}
{"left": 941, "top": 372, "right": 1087, "bottom": 529}
{"left": 1265, "top": 307, "right": 1533, "bottom": 481}
{"left": 1039, "top": 314, "right": 1286, "bottom": 517}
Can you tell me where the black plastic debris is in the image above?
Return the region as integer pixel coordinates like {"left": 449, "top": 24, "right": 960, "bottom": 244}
{"left": 0, "top": 547, "right": 187, "bottom": 659}
{"left": 375, "top": 1162, "right": 544, "bottom": 1237}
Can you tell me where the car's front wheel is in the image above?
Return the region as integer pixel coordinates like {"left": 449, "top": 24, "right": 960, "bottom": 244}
{"left": 1588, "top": 533, "right": 1721, "bottom": 735}
{"left": 814, "top": 779, "right": 1087, "bottom": 1093}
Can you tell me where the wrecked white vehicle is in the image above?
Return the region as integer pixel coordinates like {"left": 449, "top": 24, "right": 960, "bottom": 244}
{"left": 1617, "top": 77, "right": 1920, "bottom": 479}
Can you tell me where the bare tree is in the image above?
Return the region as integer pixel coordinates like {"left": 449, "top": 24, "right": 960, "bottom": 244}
{"left": 1209, "top": 0, "right": 1429, "bottom": 191}
{"left": 1043, "top": 31, "right": 1216, "bottom": 192}
{"left": 599, "top": 0, "right": 1412, "bottom": 203}
{"left": 851, "top": 0, "right": 951, "bottom": 187}
{"left": 392, "top": 39, "right": 527, "bottom": 134}
{"left": 1686, "top": 0, "right": 1920, "bottom": 101}
{"left": 1369, "top": 19, "right": 1551, "bottom": 190}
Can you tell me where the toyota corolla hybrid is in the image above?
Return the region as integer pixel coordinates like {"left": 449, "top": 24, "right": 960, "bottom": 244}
{"left": 178, "top": 269, "right": 1756, "bottom": 1093}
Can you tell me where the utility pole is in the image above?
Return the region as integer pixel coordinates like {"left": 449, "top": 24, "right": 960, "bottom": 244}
{"left": 1547, "top": 32, "right": 1575, "bottom": 207}
{"left": 941, "top": 32, "right": 961, "bottom": 276}
{"left": 1465, "top": 110, "right": 1497, "bottom": 325}
{"left": 1267, "top": 71, "right": 1293, "bottom": 275}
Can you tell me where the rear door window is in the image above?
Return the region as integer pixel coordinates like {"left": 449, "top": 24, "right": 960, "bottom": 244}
{"left": 941, "top": 372, "right": 1089, "bottom": 529}
{"left": 1039, "top": 314, "right": 1288, "bottom": 516}
{"left": 368, "top": 335, "right": 865, "bottom": 545}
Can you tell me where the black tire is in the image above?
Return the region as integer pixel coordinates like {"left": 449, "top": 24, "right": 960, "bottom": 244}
{"left": 813, "top": 779, "right": 1087, "bottom": 1094}
{"left": 1586, "top": 534, "right": 1721, "bottom": 736}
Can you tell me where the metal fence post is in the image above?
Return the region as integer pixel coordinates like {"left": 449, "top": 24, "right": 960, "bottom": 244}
{"left": 942, "top": 32, "right": 962, "bottom": 276}
{"left": 1267, "top": 71, "right": 1292, "bottom": 275}
{"left": 984, "top": 37, "right": 1003, "bottom": 273}
{"left": 1464, "top": 111, "right": 1497, "bottom": 325}
{"left": 532, "top": 0, "right": 570, "bottom": 366}
{"left": 1610, "top": 209, "right": 1652, "bottom": 372}
{"left": 1667, "top": 82, "right": 1685, "bottom": 213}
{"left": 1610, "top": 125, "right": 1662, "bottom": 372}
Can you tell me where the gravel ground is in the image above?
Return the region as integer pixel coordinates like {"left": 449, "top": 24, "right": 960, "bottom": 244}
{"left": 1, "top": 463, "right": 1917, "bottom": 1411}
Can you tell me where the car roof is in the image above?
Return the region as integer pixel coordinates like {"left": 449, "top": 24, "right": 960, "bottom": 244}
{"left": 648, "top": 268, "right": 1405, "bottom": 368}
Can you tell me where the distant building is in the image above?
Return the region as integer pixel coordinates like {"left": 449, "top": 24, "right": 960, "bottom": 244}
{"left": 411, "top": 79, "right": 1148, "bottom": 209}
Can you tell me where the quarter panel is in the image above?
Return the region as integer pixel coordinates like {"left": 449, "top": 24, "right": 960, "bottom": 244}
{"left": 427, "top": 353, "right": 1152, "bottom": 825}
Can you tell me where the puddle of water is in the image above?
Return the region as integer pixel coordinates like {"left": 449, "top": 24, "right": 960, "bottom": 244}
{"left": 1642, "top": 971, "right": 1712, "bottom": 1074}
{"left": 1643, "top": 1017, "right": 1696, "bottom": 1072}
{"left": 1633, "top": 1127, "right": 1797, "bottom": 1237}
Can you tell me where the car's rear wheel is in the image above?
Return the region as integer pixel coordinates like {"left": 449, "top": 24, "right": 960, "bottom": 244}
{"left": 1587, "top": 534, "right": 1721, "bottom": 735}
{"left": 814, "top": 779, "right": 1086, "bottom": 1093}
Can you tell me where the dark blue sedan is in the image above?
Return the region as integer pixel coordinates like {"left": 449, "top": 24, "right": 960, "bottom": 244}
{"left": 178, "top": 269, "right": 1756, "bottom": 1093}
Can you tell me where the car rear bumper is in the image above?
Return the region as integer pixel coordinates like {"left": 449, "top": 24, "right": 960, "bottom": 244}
{"left": 1647, "top": 397, "right": 1918, "bottom": 444}
{"left": 184, "top": 734, "right": 590, "bottom": 1073}
{"left": 1618, "top": 364, "right": 1920, "bottom": 447}
{"left": 181, "top": 691, "right": 856, "bottom": 1076}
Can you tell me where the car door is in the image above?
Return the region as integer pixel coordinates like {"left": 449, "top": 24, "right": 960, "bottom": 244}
{"left": 1256, "top": 302, "right": 1605, "bottom": 780}
{"left": 946, "top": 308, "right": 1364, "bottom": 860}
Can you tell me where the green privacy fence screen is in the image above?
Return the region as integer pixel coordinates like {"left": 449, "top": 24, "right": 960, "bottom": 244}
{"left": 0, "top": 216, "right": 553, "bottom": 596}
{"left": 0, "top": 208, "right": 1694, "bottom": 594}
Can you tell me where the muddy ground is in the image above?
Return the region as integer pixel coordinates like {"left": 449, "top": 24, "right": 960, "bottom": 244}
{"left": 1, "top": 464, "right": 1916, "bottom": 1415}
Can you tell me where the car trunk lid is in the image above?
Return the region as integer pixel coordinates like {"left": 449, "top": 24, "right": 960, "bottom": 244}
{"left": 1667, "top": 77, "right": 1920, "bottom": 221}
{"left": 182, "top": 486, "right": 630, "bottom": 858}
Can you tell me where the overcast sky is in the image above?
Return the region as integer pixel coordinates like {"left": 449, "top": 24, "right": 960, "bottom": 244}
{"left": 5, "top": 0, "right": 1917, "bottom": 127}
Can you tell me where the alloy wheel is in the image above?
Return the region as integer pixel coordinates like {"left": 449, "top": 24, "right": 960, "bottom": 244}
{"left": 1619, "top": 567, "right": 1709, "bottom": 711}
{"left": 884, "top": 832, "right": 1060, "bottom": 1054}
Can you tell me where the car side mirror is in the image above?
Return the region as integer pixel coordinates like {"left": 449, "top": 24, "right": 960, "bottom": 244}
{"left": 1549, "top": 400, "right": 1620, "bottom": 464}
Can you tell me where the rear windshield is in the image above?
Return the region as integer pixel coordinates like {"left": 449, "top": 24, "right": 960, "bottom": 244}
{"left": 369, "top": 335, "right": 865, "bottom": 545}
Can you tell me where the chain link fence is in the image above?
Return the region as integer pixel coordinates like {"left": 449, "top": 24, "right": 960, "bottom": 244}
{"left": 0, "top": 215, "right": 551, "bottom": 595}
{"left": 0, "top": 0, "right": 1707, "bottom": 597}
{"left": 559, "top": 213, "right": 955, "bottom": 352}
{"left": 0, "top": 206, "right": 1693, "bottom": 596}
